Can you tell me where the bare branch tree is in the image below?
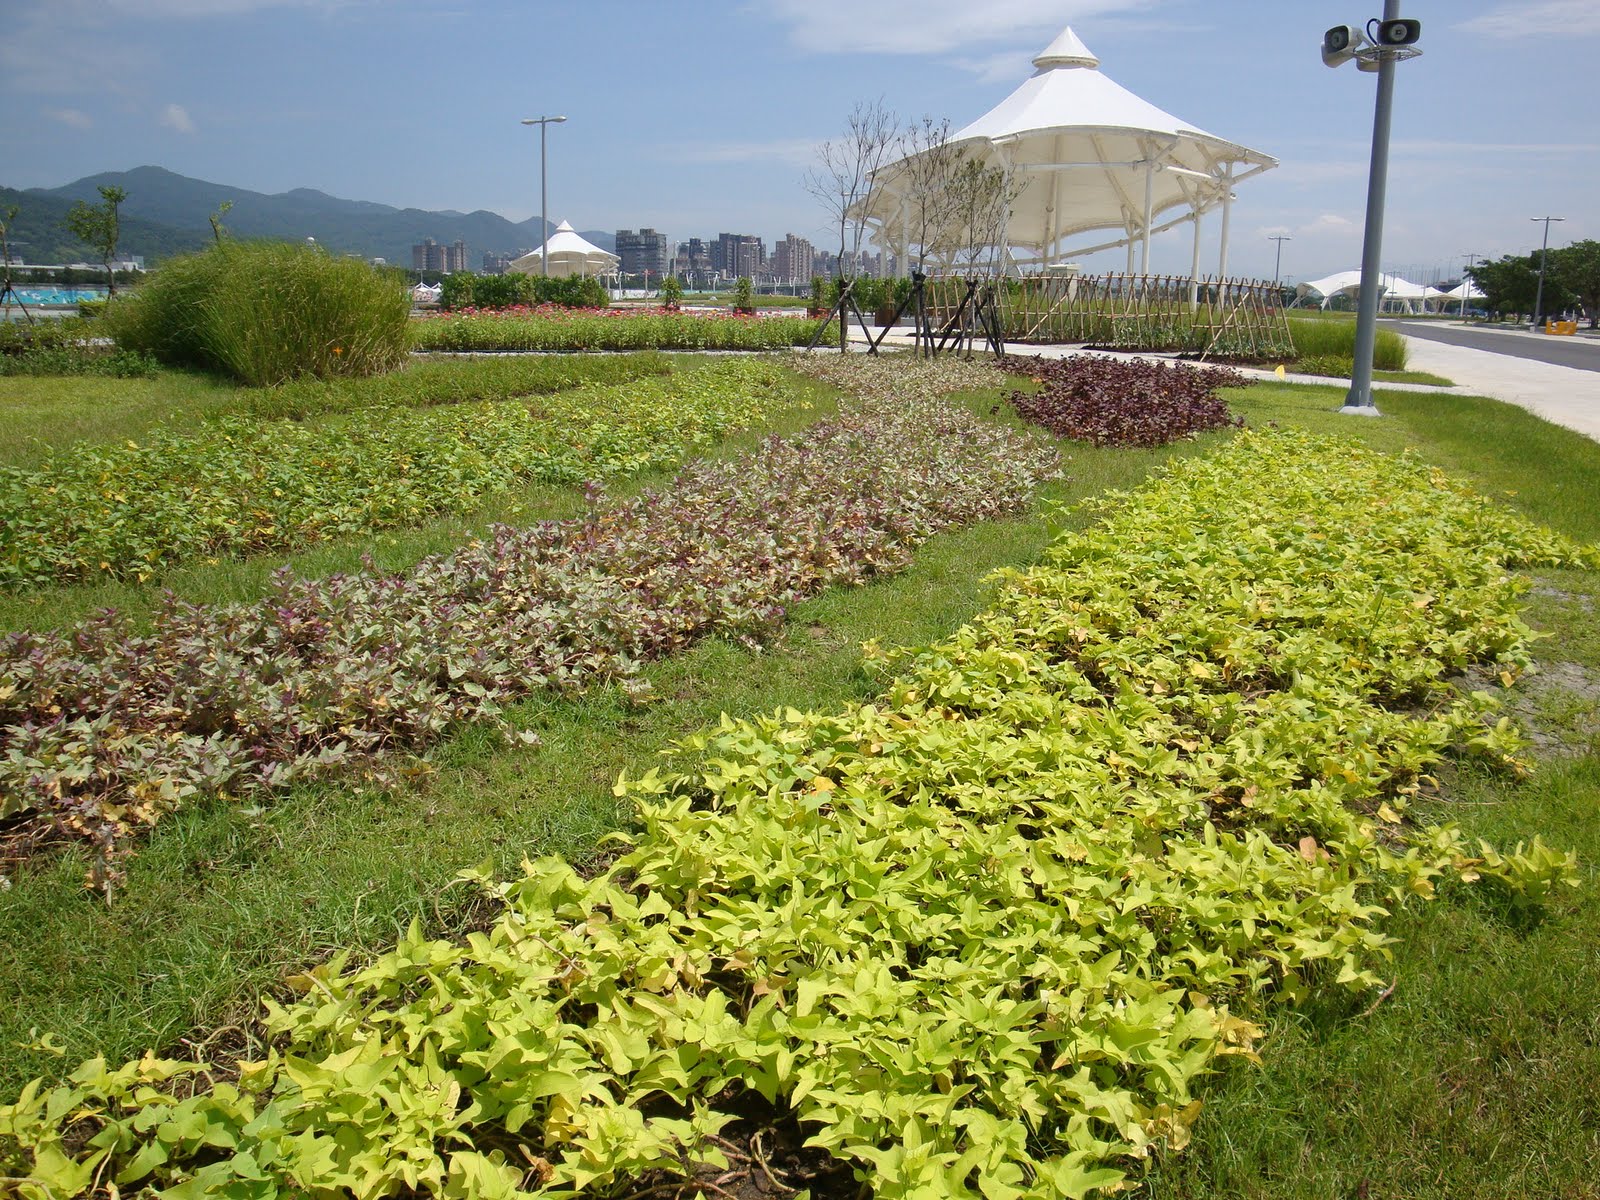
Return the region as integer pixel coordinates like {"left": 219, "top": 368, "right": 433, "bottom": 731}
{"left": 896, "top": 116, "right": 967, "bottom": 274}
{"left": 804, "top": 98, "right": 898, "bottom": 280}
{"left": 947, "top": 157, "right": 1020, "bottom": 279}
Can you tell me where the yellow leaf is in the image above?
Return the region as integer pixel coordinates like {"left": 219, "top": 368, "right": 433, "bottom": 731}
{"left": 1376, "top": 803, "right": 1401, "bottom": 823}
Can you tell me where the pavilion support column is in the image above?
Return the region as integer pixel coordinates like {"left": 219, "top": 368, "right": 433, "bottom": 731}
{"left": 1189, "top": 210, "right": 1202, "bottom": 309}
{"left": 1217, "top": 170, "right": 1234, "bottom": 281}
{"left": 1125, "top": 232, "right": 1135, "bottom": 275}
{"left": 1140, "top": 161, "right": 1154, "bottom": 275}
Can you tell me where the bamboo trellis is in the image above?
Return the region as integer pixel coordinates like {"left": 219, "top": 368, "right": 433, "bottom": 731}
{"left": 922, "top": 272, "right": 1294, "bottom": 360}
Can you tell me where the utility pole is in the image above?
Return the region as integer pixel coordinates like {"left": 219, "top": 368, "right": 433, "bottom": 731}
{"left": 1530, "top": 216, "right": 1564, "bottom": 330}
{"left": 1268, "top": 235, "right": 1292, "bottom": 288}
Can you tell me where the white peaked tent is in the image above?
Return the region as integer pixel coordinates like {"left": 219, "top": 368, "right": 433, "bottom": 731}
{"left": 508, "top": 221, "right": 619, "bottom": 277}
{"left": 1439, "top": 280, "right": 1486, "bottom": 307}
{"left": 1297, "top": 271, "right": 1443, "bottom": 313}
{"left": 859, "top": 26, "right": 1277, "bottom": 275}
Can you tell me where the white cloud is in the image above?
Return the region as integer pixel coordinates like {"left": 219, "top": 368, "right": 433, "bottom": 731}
{"left": 949, "top": 51, "right": 1036, "bottom": 84}
{"left": 1459, "top": 1, "right": 1600, "bottom": 38}
{"left": 1302, "top": 213, "right": 1356, "bottom": 234}
{"left": 45, "top": 107, "right": 94, "bottom": 130}
{"left": 758, "top": 0, "right": 1155, "bottom": 56}
{"left": 160, "top": 103, "right": 196, "bottom": 133}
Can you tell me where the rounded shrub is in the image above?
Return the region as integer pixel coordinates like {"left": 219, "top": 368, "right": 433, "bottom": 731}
{"left": 107, "top": 240, "right": 411, "bottom": 385}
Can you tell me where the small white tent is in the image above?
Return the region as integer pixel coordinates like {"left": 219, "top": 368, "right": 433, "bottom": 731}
{"left": 860, "top": 26, "right": 1277, "bottom": 276}
{"left": 509, "top": 221, "right": 619, "bottom": 278}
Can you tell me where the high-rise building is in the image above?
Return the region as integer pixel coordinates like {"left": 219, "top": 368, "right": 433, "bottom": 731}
{"left": 772, "top": 234, "right": 814, "bottom": 284}
{"left": 616, "top": 228, "right": 670, "bottom": 279}
{"left": 413, "top": 238, "right": 470, "bottom": 273}
{"left": 712, "top": 233, "right": 765, "bottom": 280}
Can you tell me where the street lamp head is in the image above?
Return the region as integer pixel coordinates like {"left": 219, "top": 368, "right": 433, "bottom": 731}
{"left": 521, "top": 116, "right": 568, "bottom": 125}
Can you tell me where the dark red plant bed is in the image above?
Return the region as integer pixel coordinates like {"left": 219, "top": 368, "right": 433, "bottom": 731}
{"left": 1002, "top": 353, "right": 1251, "bottom": 448}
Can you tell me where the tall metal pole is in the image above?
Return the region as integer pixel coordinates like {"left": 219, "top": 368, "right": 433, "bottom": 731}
{"left": 521, "top": 115, "right": 567, "bottom": 278}
{"left": 1530, "top": 215, "right": 1564, "bottom": 329}
{"left": 1460, "top": 251, "right": 1479, "bottom": 320}
{"left": 1268, "top": 235, "right": 1292, "bottom": 286}
{"left": 1343, "top": 0, "right": 1402, "bottom": 415}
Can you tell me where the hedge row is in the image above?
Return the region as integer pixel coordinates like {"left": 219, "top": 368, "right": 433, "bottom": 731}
{"left": 412, "top": 306, "right": 830, "bottom": 352}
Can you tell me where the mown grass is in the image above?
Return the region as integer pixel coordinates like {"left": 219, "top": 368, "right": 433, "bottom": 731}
{"left": 1143, "top": 380, "right": 1600, "bottom": 1199}
{"left": 3, "top": 366, "right": 1597, "bottom": 1197}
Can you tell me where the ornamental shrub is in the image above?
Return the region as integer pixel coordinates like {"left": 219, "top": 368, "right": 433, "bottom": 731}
{"left": 1287, "top": 316, "right": 1407, "bottom": 371}
{"left": 1004, "top": 354, "right": 1249, "bottom": 447}
{"left": 106, "top": 241, "right": 412, "bottom": 386}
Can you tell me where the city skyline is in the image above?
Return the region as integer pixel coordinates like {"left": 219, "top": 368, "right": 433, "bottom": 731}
{"left": 2, "top": 1, "right": 1594, "bottom": 282}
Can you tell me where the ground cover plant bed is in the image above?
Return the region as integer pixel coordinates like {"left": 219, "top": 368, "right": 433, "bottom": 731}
{"left": 2, "top": 429, "right": 1587, "bottom": 1199}
{"left": 0, "top": 357, "right": 1060, "bottom": 871}
{"left": 0, "top": 360, "right": 798, "bottom": 587}
{"left": 1003, "top": 354, "right": 1249, "bottom": 447}
{"left": 412, "top": 304, "right": 830, "bottom": 353}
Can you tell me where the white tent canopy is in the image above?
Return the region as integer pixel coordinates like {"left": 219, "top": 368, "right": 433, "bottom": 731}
{"left": 860, "top": 26, "right": 1277, "bottom": 276}
{"left": 1438, "top": 280, "right": 1486, "bottom": 302}
{"left": 1296, "top": 271, "right": 1447, "bottom": 313}
{"left": 509, "top": 220, "right": 619, "bottom": 277}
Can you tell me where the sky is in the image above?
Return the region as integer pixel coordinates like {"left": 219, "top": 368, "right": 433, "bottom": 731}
{"left": 1, "top": 0, "right": 1595, "bottom": 283}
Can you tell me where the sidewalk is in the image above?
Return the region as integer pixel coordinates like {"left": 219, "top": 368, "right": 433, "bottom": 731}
{"left": 847, "top": 326, "right": 1600, "bottom": 443}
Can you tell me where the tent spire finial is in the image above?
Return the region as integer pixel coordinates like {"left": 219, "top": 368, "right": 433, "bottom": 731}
{"left": 1033, "top": 26, "right": 1099, "bottom": 71}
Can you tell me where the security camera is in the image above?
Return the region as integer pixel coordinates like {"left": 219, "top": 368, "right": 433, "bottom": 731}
{"left": 1321, "top": 24, "right": 1367, "bottom": 68}
{"left": 1376, "top": 18, "right": 1421, "bottom": 46}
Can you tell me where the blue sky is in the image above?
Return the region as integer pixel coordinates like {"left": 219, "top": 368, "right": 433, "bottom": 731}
{"left": 2, "top": 0, "right": 1594, "bottom": 282}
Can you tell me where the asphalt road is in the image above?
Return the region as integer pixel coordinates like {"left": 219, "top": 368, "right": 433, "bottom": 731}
{"left": 1379, "top": 320, "right": 1600, "bottom": 373}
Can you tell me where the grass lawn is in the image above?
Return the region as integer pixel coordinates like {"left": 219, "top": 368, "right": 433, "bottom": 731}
{"left": 1, "top": 365, "right": 1597, "bottom": 1195}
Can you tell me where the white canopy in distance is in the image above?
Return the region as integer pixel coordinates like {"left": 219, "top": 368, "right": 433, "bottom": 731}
{"left": 858, "top": 26, "right": 1277, "bottom": 277}
{"left": 1295, "top": 271, "right": 1449, "bottom": 313}
{"left": 509, "top": 220, "right": 620, "bottom": 277}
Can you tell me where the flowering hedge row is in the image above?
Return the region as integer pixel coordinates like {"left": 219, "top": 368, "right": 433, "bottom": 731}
{"left": 0, "top": 360, "right": 799, "bottom": 587}
{"left": 0, "top": 358, "right": 1060, "bottom": 853}
{"left": 1, "top": 431, "right": 1585, "bottom": 1198}
{"left": 412, "top": 304, "right": 830, "bottom": 352}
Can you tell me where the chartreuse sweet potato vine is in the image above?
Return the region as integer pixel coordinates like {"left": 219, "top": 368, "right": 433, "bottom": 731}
{"left": 0, "top": 358, "right": 798, "bottom": 587}
{"left": 2, "top": 431, "right": 1589, "bottom": 1199}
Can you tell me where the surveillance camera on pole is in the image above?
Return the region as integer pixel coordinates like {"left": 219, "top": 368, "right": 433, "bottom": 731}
{"left": 1321, "top": 5, "right": 1422, "bottom": 416}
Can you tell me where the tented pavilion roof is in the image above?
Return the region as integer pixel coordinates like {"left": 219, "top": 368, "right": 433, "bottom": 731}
{"left": 1296, "top": 271, "right": 1445, "bottom": 312}
{"left": 509, "top": 220, "right": 619, "bottom": 277}
{"left": 860, "top": 26, "right": 1277, "bottom": 275}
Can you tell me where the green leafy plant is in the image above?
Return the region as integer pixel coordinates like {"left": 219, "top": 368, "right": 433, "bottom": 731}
{"left": 0, "top": 360, "right": 795, "bottom": 586}
{"left": 1, "top": 429, "right": 1585, "bottom": 1198}
{"left": 105, "top": 240, "right": 411, "bottom": 385}
{"left": 732, "top": 275, "right": 755, "bottom": 314}
{"left": 659, "top": 274, "right": 683, "bottom": 310}
{"left": 413, "top": 307, "right": 828, "bottom": 353}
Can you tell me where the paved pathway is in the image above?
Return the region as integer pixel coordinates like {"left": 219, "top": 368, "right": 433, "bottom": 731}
{"left": 1379, "top": 320, "right": 1600, "bottom": 373}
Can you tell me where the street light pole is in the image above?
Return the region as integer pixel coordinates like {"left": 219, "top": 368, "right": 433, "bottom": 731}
{"left": 1460, "top": 251, "right": 1480, "bottom": 321}
{"left": 1530, "top": 215, "right": 1564, "bottom": 330}
{"left": 1268, "top": 235, "right": 1292, "bottom": 287}
{"left": 521, "top": 115, "right": 568, "bottom": 277}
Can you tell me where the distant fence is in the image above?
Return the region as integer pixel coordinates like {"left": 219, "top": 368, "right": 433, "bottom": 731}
{"left": 923, "top": 273, "right": 1295, "bottom": 360}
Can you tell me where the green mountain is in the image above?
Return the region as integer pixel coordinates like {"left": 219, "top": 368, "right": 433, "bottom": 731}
{"left": 11, "top": 167, "right": 616, "bottom": 266}
{"left": 1, "top": 184, "right": 209, "bottom": 265}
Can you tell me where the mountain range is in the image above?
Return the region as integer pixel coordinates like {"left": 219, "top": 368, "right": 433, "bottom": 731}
{"left": 5, "top": 166, "right": 615, "bottom": 267}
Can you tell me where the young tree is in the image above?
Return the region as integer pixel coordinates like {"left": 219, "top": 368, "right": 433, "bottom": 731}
{"left": 897, "top": 116, "right": 966, "bottom": 273}
{"left": 0, "top": 204, "right": 34, "bottom": 323}
{"left": 64, "top": 185, "right": 128, "bottom": 299}
{"left": 947, "top": 156, "right": 1019, "bottom": 279}
{"left": 805, "top": 98, "right": 898, "bottom": 281}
